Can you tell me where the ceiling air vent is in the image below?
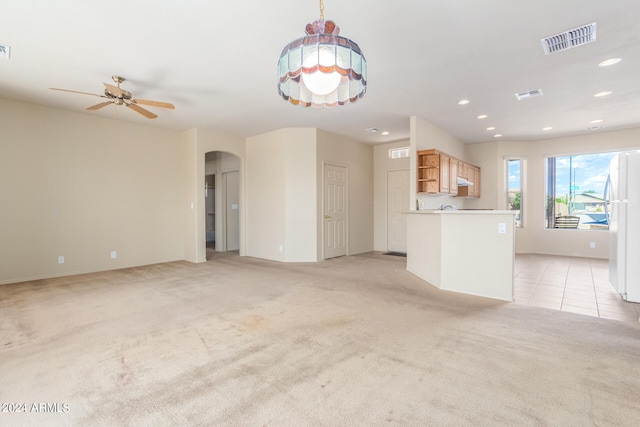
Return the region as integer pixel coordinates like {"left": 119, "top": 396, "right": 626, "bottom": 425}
{"left": 541, "top": 22, "right": 597, "bottom": 55}
{"left": 515, "top": 89, "right": 543, "bottom": 101}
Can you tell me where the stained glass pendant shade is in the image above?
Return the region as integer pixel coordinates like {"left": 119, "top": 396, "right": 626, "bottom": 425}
{"left": 277, "top": 5, "right": 367, "bottom": 108}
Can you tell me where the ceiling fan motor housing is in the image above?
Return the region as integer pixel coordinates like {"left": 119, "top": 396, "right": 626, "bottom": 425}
{"left": 104, "top": 88, "right": 132, "bottom": 100}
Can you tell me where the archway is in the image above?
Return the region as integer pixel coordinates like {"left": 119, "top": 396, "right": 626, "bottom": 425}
{"left": 204, "top": 151, "right": 241, "bottom": 259}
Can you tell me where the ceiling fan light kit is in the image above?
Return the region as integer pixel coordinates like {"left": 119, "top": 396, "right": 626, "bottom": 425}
{"left": 277, "top": 0, "right": 367, "bottom": 108}
{"left": 50, "top": 75, "right": 175, "bottom": 119}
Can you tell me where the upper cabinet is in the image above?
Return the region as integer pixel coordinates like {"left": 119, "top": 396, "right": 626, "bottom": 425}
{"left": 416, "top": 149, "right": 441, "bottom": 194}
{"left": 416, "top": 149, "right": 480, "bottom": 198}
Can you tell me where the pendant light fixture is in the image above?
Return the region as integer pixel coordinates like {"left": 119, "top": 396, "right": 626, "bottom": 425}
{"left": 277, "top": 0, "right": 367, "bottom": 108}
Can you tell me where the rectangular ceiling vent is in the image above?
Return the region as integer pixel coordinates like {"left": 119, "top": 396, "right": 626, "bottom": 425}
{"left": 515, "top": 89, "right": 543, "bottom": 101}
{"left": 541, "top": 22, "right": 597, "bottom": 55}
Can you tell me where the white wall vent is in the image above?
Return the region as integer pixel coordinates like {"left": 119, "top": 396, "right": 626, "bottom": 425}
{"left": 515, "top": 89, "right": 543, "bottom": 101}
{"left": 541, "top": 22, "right": 597, "bottom": 55}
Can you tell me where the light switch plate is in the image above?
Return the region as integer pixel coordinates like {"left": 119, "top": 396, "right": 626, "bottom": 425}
{"left": 498, "top": 223, "right": 507, "bottom": 234}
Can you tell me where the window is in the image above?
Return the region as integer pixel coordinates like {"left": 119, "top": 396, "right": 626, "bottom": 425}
{"left": 507, "top": 159, "right": 523, "bottom": 227}
{"left": 545, "top": 151, "right": 617, "bottom": 230}
{"left": 388, "top": 147, "right": 410, "bottom": 159}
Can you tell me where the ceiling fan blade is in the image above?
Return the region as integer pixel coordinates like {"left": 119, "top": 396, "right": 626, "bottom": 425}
{"left": 104, "top": 83, "right": 123, "bottom": 97}
{"left": 133, "top": 99, "right": 175, "bottom": 109}
{"left": 50, "top": 88, "right": 104, "bottom": 98}
{"left": 86, "top": 101, "right": 113, "bottom": 111}
{"left": 127, "top": 103, "right": 157, "bottom": 119}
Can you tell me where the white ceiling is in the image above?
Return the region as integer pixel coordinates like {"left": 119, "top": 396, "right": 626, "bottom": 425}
{"left": 1, "top": 0, "right": 639, "bottom": 144}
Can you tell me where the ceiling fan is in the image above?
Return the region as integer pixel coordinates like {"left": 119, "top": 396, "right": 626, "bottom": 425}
{"left": 50, "top": 75, "right": 175, "bottom": 119}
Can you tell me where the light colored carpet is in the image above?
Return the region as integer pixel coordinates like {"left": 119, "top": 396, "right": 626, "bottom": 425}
{"left": 1, "top": 252, "right": 639, "bottom": 426}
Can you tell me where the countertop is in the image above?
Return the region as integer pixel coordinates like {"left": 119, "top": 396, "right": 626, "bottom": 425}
{"left": 405, "top": 209, "right": 517, "bottom": 215}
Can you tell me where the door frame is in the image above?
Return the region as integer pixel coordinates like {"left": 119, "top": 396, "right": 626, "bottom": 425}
{"left": 221, "top": 169, "right": 240, "bottom": 252}
{"left": 322, "top": 161, "right": 349, "bottom": 260}
{"left": 386, "top": 169, "right": 409, "bottom": 253}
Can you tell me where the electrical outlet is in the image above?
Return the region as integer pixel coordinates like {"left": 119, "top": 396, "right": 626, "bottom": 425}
{"left": 279, "top": 245, "right": 283, "bottom": 252}
{"left": 590, "top": 242, "right": 596, "bottom": 249}
{"left": 58, "top": 256, "right": 64, "bottom": 264}
{"left": 498, "top": 223, "right": 507, "bottom": 234}
{"left": 110, "top": 251, "right": 117, "bottom": 259}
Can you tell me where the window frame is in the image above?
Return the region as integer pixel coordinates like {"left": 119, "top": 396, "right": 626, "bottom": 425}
{"left": 543, "top": 150, "right": 619, "bottom": 230}
{"left": 505, "top": 156, "right": 525, "bottom": 228}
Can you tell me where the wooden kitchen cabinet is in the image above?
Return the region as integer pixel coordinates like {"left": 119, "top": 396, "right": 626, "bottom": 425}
{"left": 417, "top": 149, "right": 439, "bottom": 194}
{"left": 449, "top": 157, "right": 458, "bottom": 195}
{"left": 440, "top": 153, "right": 450, "bottom": 193}
{"left": 457, "top": 165, "right": 481, "bottom": 197}
{"left": 417, "top": 149, "right": 480, "bottom": 197}
{"left": 417, "top": 149, "right": 449, "bottom": 194}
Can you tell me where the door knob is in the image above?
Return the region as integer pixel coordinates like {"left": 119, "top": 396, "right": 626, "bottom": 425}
{"left": 324, "top": 215, "right": 332, "bottom": 219}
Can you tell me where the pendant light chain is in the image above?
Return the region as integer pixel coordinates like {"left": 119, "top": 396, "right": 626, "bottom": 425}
{"left": 319, "top": 0, "right": 324, "bottom": 20}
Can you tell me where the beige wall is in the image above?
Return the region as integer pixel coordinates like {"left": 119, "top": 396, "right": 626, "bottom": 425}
{"left": 373, "top": 140, "right": 410, "bottom": 251}
{"left": 409, "top": 116, "right": 472, "bottom": 210}
{"left": 245, "top": 128, "right": 317, "bottom": 262}
{"left": 317, "top": 130, "right": 374, "bottom": 257}
{"left": 285, "top": 129, "right": 318, "bottom": 262}
{"left": 0, "top": 98, "right": 186, "bottom": 284}
{"left": 466, "top": 128, "right": 640, "bottom": 258}
{"left": 246, "top": 129, "right": 288, "bottom": 261}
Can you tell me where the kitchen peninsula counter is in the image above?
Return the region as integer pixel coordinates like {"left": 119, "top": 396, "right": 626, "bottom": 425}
{"left": 406, "top": 210, "right": 516, "bottom": 301}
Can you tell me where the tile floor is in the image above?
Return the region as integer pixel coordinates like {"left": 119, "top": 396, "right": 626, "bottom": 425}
{"left": 514, "top": 254, "right": 640, "bottom": 323}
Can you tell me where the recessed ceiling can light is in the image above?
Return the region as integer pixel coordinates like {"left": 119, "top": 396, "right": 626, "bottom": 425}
{"left": 598, "top": 58, "right": 621, "bottom": 67}
{"left": 494, "top": 134, "right": 503, "bottom": 138}
{"left": 477, "top": 114, "right": 488, "bottom": 119}
{"left": 590, "top": 119, "right": 603, "bottom": 124}
{"left": 381, "top": 131, "right": 390, "bottom": 136}
{"left": 543, "top": 127, "right": 553, "bottom": 131}
{"left": 458, "top": 99, "right": 470, "bottom": 105}
{"left": 594, "top": 91, "right": 612, "bottom": 97}
{"left": 486, "top": 127, "right": 496, "bottom": 131}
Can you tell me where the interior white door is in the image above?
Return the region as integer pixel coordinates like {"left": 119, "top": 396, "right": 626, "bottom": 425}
{"left": 224, "top": 170, "right": 240, "bottom": 251}
{"left": 387, "top": 170, "right": 409, "bottom": 253}
{"left": 324, "top": 163, "right": 347, "bottom": 259}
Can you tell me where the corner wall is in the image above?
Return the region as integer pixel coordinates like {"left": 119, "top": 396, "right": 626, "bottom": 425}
{"left": 410, "top": 116, "right": 470, "bottom": 210}
{"left": 373, "top": 140, "right": 410, "bottom": 252}
{"left": 317, "top": 130, "right": 374, "bottom": 257}
{"left": 245, "top": 128, "right": 317, "bottom": 262}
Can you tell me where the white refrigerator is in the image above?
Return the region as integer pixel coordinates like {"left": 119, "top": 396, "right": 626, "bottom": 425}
{"left": 608, "top": 151, "right": 640, "bottom": 303}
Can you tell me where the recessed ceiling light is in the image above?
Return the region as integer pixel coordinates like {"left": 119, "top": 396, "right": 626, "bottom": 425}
{"left": 543, "top": 127, "right": 553, "bottom": 131}
{"left": 494, "top": 134, "right": 503, "bottom": 138}
{"left": 486, "top": 127, "right": 496, "bottom": 131}
{"left": 590, "top": 119, "right": 603, "bottom": 124}
{"left": 381, "top": 131, "right": 390, "bottom": 136}
{"left": 594, "top": 91, "right": 612, "bottom": 98}
{"left": 477, "top": 114, "right": 488, "bottom": 119}
{"left": 458, "top": 99, "right": 470, "bottom": 105}
{"left": 598, "top": 58, "right": 621, "bottom": 67}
